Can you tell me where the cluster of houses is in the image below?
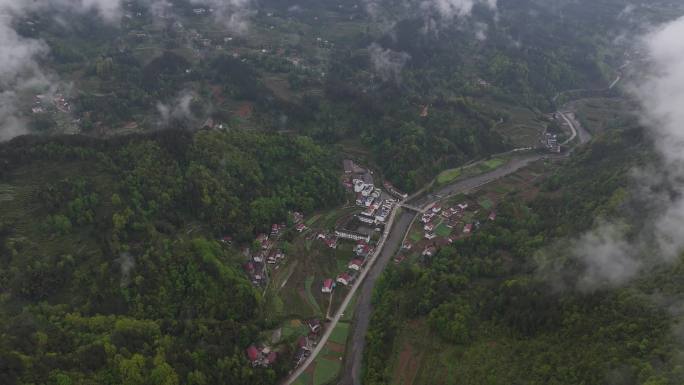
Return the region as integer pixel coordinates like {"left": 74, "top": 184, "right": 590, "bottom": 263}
{"left": 293, "top": 319, "right": 323, "bottom": 367}
{"left": 394, "top": 202, "right": 497, "bottom": 263}
{"left": 344, "top": 162, "right": 404, "bottom": 227}
{"left": 294, "top": 210, "right": 308, "bottom": 233}
{"left": 316, "top": 212, "right": 375, "bottom": 250}
{"left": 322, "top": 238, "right": 374, "bottom": 293}
{"left": 358, "top": 199, "right": 394, "bottom": 226}
{"left": 545, "top": 132, "right": 561, "bottom": 153}
{"left": 31, "top": 93, "right": 71, "bottom": 115}
{"left": 316, "top": 232, "right": 338, "bottom": 249}
{"left": 421, "top": 202, "right": 480, "bottom": 241}
{"left": 246, "top": 345, "right": 278, "bottom": 367}
{"left": 243, "top": 212, "right": 305, "bottom": 286}
{"left": 192, "top": 7, "right": 214, "bottom": 15}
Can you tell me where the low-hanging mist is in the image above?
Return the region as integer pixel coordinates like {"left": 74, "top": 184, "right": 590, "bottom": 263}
{"left": 555, "top": 15, "right": 684, "bottom": 291}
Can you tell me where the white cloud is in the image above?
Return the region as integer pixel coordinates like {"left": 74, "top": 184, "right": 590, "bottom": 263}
{"left": 0, "top": 0, "right": 130, "bottom": 141}
{"left": 157, "top": 90, "right": 196, "bottom": 127}
{"left": 567, "top": 16, "right": 684, "bottom": 290}
{"left": 368, "top": 43, "right": 411, "bottom": 83}
{"left": 422, "top": 0, "right": 497, "bottom": 19}
{"left": 190, "top": 0, "right": 255, "bottom": 34}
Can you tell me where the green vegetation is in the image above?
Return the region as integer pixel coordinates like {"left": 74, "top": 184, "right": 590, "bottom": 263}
{"left": 313, "top": 358, "right": 342, "bottom": 385}
{"left": 436, "top": 157, "right": 510, "bottom": 187}
{"left": 364, "top": 123, "right": 684, "bottom": 385}
{"left": 436, "top": 168, "right": 462, "bottom": 185}
{"left": 435, "top": 223, "right": 452, "bottom": 238}
{"left": 4, "top": 1, "right": 684, "bottom": 385}
{"left": 0, "top": 129, "right": 344, "bottom": 385}
{"left": 24, "top": 0, "right": 655, "bottom": 192}
{"left": 304, "top": 276, "right": 324, "bottom": 316}
{"left": 329, "top": 322, "right": 351, "bottom": 345}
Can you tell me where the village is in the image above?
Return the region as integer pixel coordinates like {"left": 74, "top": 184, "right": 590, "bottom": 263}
{"left": 235, "top": 152, "right": 540, "bottom": 373}
{"left": 399, "top": 198, "right": 497, "bottom": 264}
{"left": 236, "top": 158, "right": 405, "bottom": 370}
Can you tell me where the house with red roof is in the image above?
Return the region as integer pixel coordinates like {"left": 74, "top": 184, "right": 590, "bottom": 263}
{"left": 325, "top": 238, "right": 338, "bottom": 249}
{"left": 355, "top": 244, "right": 372, "bottom": 258}
{"left": 322, "top": 279, "right": 335, "bottom": 293}
{"left": 265, "top": 352, "right": 277, "bottom": 365}
{"left": 246, "top": 345, "right": 260, "bottom": 364}
{"left": 348, "top": 259, "right": 364, "bottom": 271}
{"left": 337, "top": 272, "right": 352, "bottom": 286}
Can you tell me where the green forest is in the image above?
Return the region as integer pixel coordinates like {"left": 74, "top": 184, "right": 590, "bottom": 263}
{"left": 20, "top": 0, "right": 641, "bottom": 192}
{"left": 0, "top": 130, "right": 343, "bottom": 385}
{"left": 1, "top": 1, "right": 683, "bottom": 385}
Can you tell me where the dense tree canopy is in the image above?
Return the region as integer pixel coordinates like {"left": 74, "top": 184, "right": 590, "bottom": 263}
{"left": 0, "top": 129, "right": 344, "bottom": 385}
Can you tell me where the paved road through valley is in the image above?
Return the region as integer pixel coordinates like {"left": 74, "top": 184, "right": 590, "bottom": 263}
{"left": 338, "top": 152, "right": 551, "bottom": 385}
{"left": 338, "top": 112, "right": 593, "bottom": 385}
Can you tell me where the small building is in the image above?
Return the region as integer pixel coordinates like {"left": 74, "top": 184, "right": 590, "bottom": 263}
{"left": 335, "top": 230, "right": 371, "bottom": 243}
{"left": 488, "top": 211, "right": 497, "bottom": 221}
{"left": 431, "top": 204, "right": 441, "bottom": 214}
{"left": 246, "top": 345, "right": 260, "bottom": 364}
{"left": 421, "top": 213, "right": 435, "bottom": 223}
{"left": 256, "top": 233, "right": 269, "bottom": 244}
{"left": 355, "top": 242, "right": 372, "bottom": 258}
{"left": 325, "top": 238, "right": 338, "bottom": 249}
{"left": 463, "top": 223, "right": 473, "bottom": 234}
{"left": 422, "top": 246, "right": 437, "bottom": 257}
{"left": 296, "top": 223, "right": 307, "bottom": 232}
{"left": 358, "top": 212, "right": 375, "bottom": 224}
{"left": 348, "top": 259, "right": 364, "bottom": 271}
{"left": 293, "top": 212, "right": 304, "bottom": 223}
{"left": 425, "top": 232, "right": 437, "bottom": 240}
{"left": 322, "top": 279, "right": 335, "bottom": 293}
{"left": 337, "top": 272, "right": 352, "bottom": 286}
{"left": 424, "top": 223, "right": 435, "bottom": 232}
{"left": 307, "top": 319, "right": 322, "bottom": 333}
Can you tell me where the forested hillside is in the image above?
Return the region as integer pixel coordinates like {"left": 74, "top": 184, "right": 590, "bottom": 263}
{"left": 10, "top": 0, "right": 660, "bottom": 192}
{"left": 363, "top": 122, "right": 684, "bottom": 384}
{"left": 0, "top": 130, "right": 343, "bottom": 385}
